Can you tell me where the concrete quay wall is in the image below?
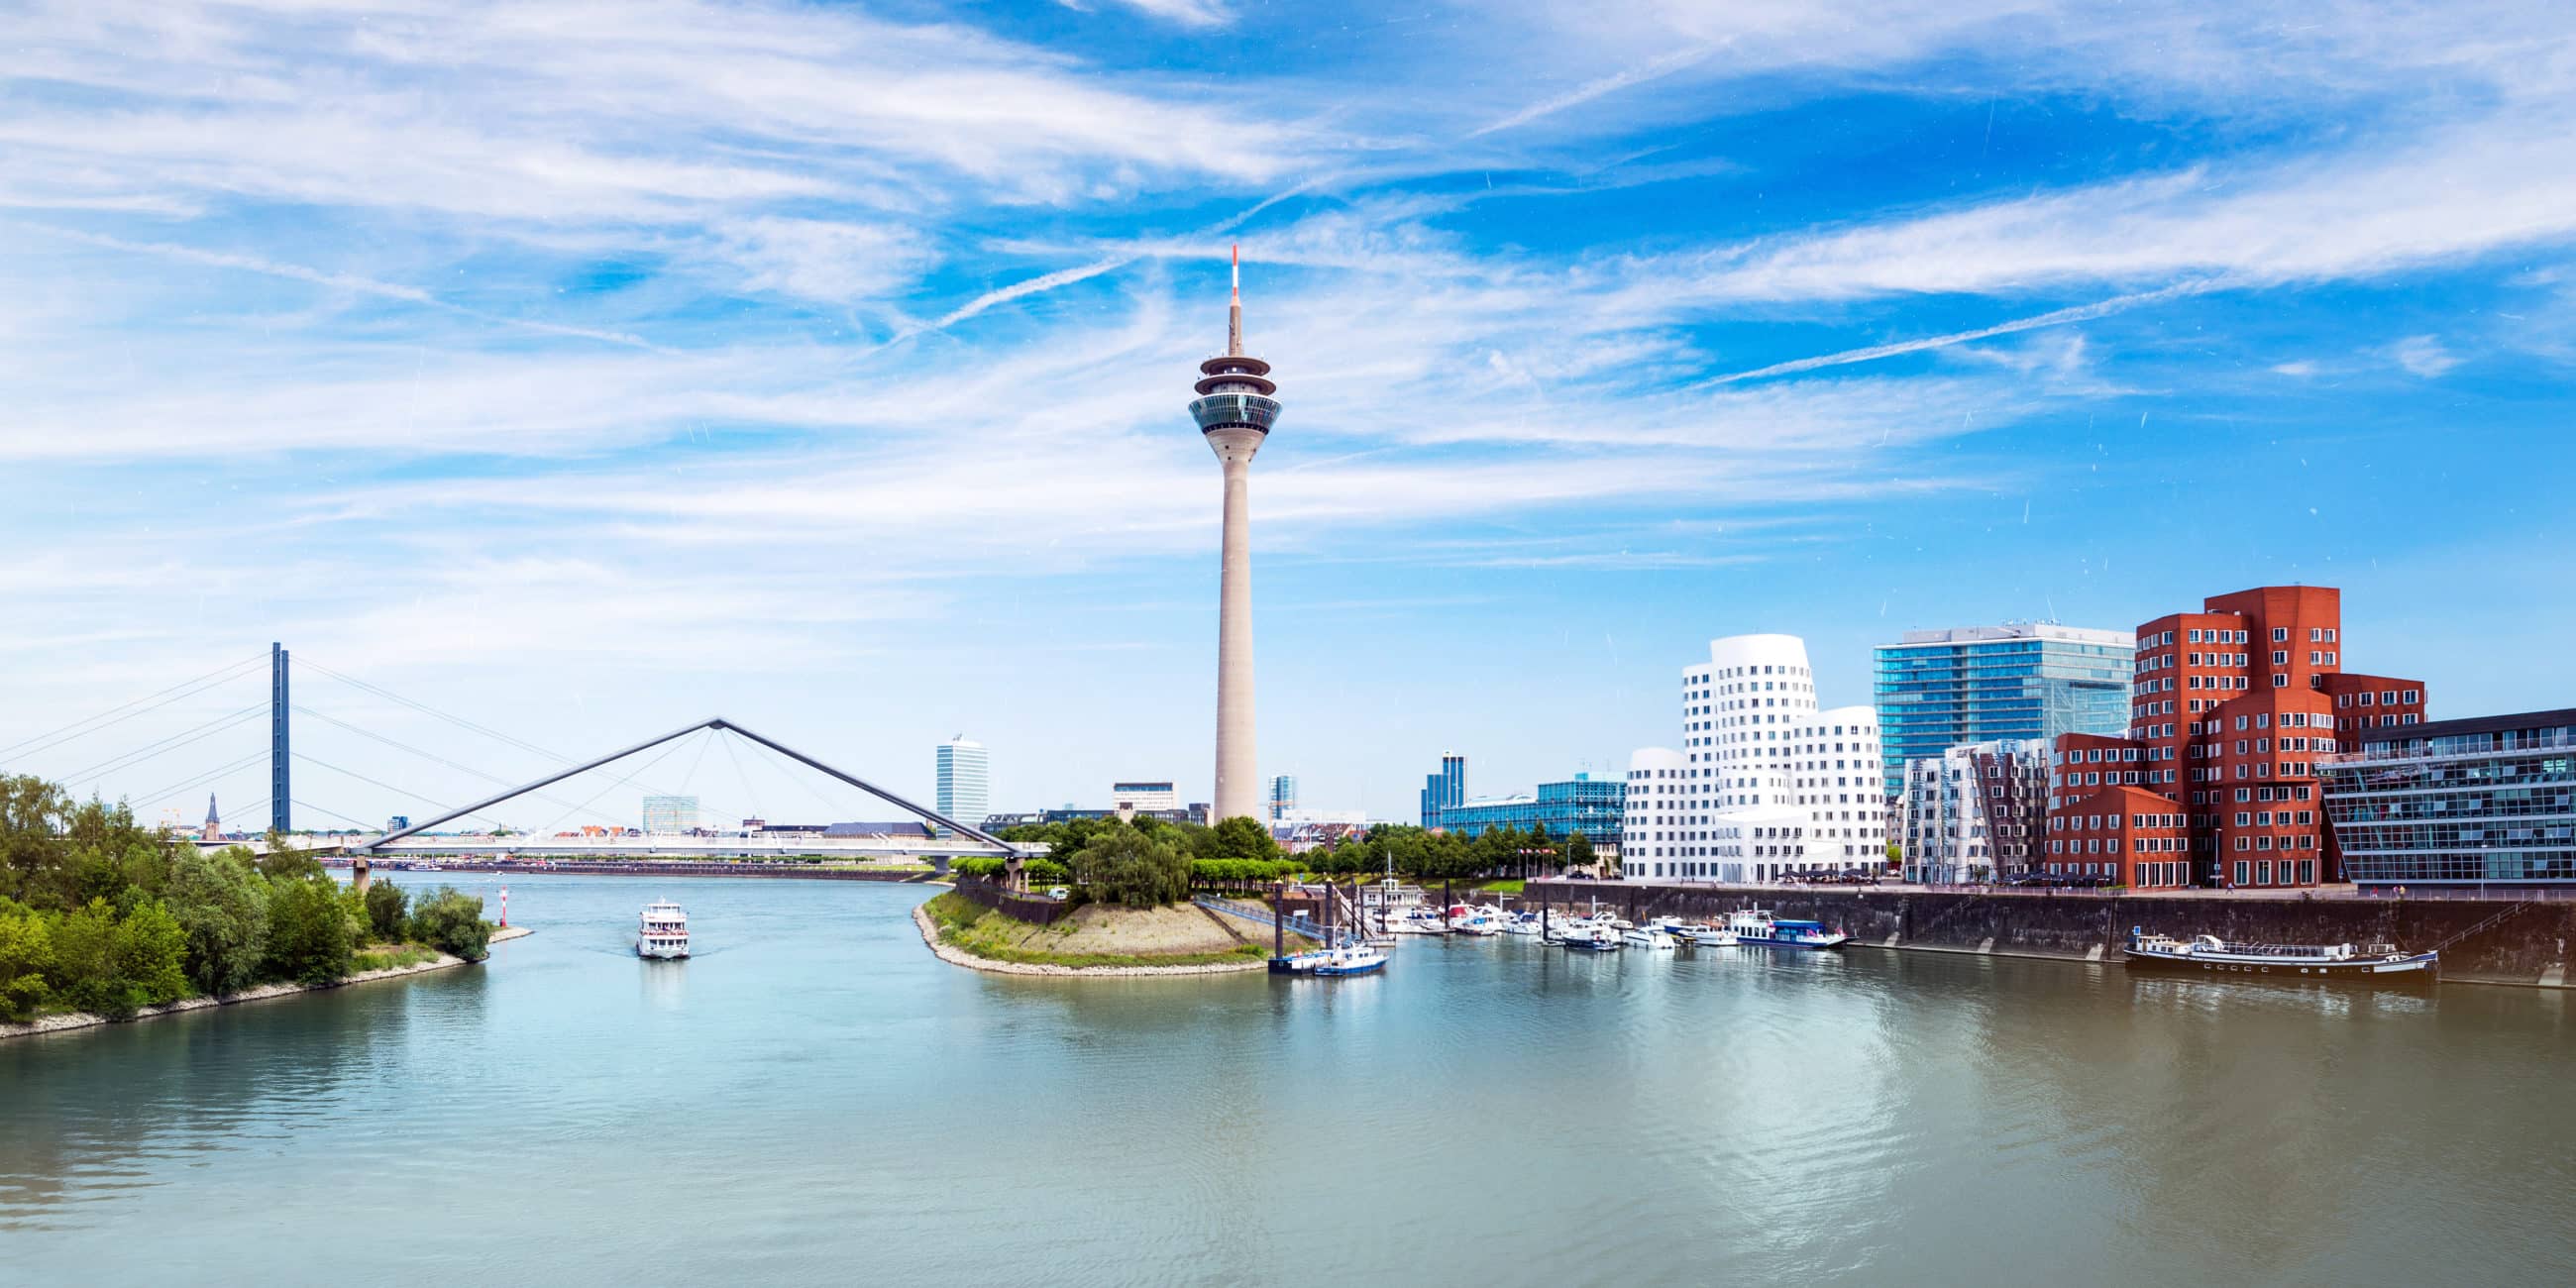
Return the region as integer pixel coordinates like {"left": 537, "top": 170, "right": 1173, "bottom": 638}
{"left": 1524, "top": 882, "right": 2574, "bottom": 989}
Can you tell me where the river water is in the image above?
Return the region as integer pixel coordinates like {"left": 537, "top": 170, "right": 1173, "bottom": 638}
{"left": 4, "top": 874, "right": 2569, "bottom": 1286}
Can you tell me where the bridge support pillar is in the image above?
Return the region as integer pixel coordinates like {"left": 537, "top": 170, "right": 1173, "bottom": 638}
{"left": 352, "top": 855, "right": 372, "bottom": 894}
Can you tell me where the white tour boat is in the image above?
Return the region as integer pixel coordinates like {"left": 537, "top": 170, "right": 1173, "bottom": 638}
{"left": 636, "top": 900, "right": 691, "bottom": 959}
{"left": 1726, "top": 908, "right": 1849, "bottom": 950}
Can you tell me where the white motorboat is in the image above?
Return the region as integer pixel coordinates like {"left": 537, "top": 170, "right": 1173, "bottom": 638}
{"left": 636, "top": 900, "right": 691, "bottom": 959}
{"left": 1689, "top": 925, "right": 1741, "bottom": 947}
{"left": 1620, "top": 924, "right": 1678, "bottom": 950}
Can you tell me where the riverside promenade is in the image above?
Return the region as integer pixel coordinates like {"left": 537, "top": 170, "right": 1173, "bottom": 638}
{"left": 1525, "top": 880, "right": 2576, "bottom": 988}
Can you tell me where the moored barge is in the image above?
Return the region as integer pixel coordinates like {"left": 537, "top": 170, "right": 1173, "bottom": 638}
{"left": 2123, "top": 928, "right": 2436, "bottom": 984}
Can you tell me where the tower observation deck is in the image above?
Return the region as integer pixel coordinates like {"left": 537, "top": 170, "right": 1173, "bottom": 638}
{"left": 1195, "top": 246, "right": 1279, "bottom": 823}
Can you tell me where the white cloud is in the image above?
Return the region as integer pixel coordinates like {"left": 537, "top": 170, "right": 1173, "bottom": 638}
{"left": 2388, "top": 334, "right": 2462, "bottom": 377}
{"left": 713, "top": 218, "right": 939, "bottom": 305}
{"left": 2271, "top": 360, "right": 2319, "bottom": 376}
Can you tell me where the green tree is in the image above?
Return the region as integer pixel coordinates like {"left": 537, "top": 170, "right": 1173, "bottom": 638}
{"left": 164, "top": 846, "right": 271, "bottom": 996}
{"left": 255, "top": 833, "right": 325, "bottom": 883}
{"left": 1202, "top": 815, "right": 1284, "bottom": 864}
{"left": 45, "top": 897, "right": 187, "bottom": 1020}
{"left": 364, "top": 881, "right": 410, "bottom": 942}
{"left": 1564, "top": 829, "right": 1596, "bottom": 873}
{"left": 406, "top": 887, "right": 491, "bottom": 961}
{"left": 0, "top": 898, "right": 54, "bottom": 1021}
{"left": 1071, "top": 826, "right": 1193, "bottom": 908}
{"left": 264, "top": 877, "right": 355, "bottom": 985}
{"left": 0, "top": 776, "right": 72, "bottom": 906}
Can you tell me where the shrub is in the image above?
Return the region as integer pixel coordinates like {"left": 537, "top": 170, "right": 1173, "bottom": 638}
{"left": 0, "top": 898, "right": 54, "bottom": 1022}
{"left": 44, "top": 897, "right": 187, "bottom": 1020}
{"left": 364, "top": 880, "right": 410, "bottom": 943}
{"left": 406, "top": 886, "right": 491, "bottom": 961}
{"left": 165, "top": 847, "right": 271, "bottom": 997}
{"left": 265, "top": 877, "right": 355, "bottom": 986}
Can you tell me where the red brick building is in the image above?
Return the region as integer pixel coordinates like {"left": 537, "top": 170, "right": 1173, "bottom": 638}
{"left": 2044, "top": 586, "right": 2426, "bottom": 889}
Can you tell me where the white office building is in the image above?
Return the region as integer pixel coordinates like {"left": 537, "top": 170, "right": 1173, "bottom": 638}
{"left": 935, "top": 737, "right": 990, "bottom": 828}
{"left": 1622, "top": 633, "right": 1887, "bottom": 882}
{"left": 1112, "top": 781, "right": 1180, "bottom": 812}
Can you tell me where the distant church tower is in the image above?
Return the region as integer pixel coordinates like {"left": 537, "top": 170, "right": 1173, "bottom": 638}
{"left": 201, "top": 793, "right": 221, "bottom": 841}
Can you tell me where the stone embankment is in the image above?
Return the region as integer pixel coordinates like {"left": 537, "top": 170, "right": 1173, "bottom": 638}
{"left": 912, "top": 905, "right": 1269, "bottom": 977}
{"left": 0, "top": 924, "right": 535, "bottom": 1041}
{"left": 1525, "top": 882, "right": 2574, "bottom": 988}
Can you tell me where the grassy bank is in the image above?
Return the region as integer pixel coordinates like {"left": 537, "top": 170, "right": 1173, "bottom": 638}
{"left": 922, "top": 893, "right": 1285, "bottom": 970}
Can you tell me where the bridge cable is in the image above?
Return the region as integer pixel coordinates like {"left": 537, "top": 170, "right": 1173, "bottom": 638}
{"left": 519, "top": 727, "right": 706, "bottom": 840}
{"left": 717, "top": 731, "right": 764, "bottom": 824}
{"left": 291, "top": 798, "right": 385, "bottom": 832}
{"left": 130, "top": 749, "right": 269, "bottom": 812}
{"left": 291, "top": 656, "right": 738, "bottom": 815}
{"left": 291, "top": 753, "right": 513, "bottom": 830}
{"left": 737, "top": 731, "right": 852, "bottom": 819}
{"left": 288, "top": 703, "right": 684, "bottom": 829}
{"left": 55, "top": 703, "right": 270, "bottom": 789}
{"left": 0, "top": 651, "right": 268, "bottom": 762}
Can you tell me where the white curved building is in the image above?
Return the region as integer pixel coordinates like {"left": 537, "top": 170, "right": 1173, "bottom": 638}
{"left": 1623, "top": 633, "right": 1887, "bottom": 882}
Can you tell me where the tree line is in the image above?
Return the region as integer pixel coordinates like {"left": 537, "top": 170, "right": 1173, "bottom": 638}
{"left": 0, "top": 776, "right": 491, "bottom": 1023}
{"left": 954, "top": 816, "right": 1602, "bottom": 910}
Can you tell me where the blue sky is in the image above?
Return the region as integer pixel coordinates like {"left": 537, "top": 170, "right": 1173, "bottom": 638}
{"left": 6, "top": 0, "right": 2575, "bottom": 830}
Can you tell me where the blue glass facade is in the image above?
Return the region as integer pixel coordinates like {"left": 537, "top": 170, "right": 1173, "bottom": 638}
{"left": 1433, "top": 775, "right": 1625, "bottom": 845}
{"left": 1419, "top": 754, "right": 1464, "bottom": 827}
{"left": 1876, "top": 626, "right": 2134, "bottom": 797}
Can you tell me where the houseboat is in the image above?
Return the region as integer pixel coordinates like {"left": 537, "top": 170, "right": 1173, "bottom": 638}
{"left": 2124, "top": 929, "right": 2436, "bottom": 984}
{"left": 1727, "top": 908, "right": 1849, "bottom": 950}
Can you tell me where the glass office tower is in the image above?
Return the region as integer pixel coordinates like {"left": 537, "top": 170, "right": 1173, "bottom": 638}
{"left": 1875, "top": 624, "right": 2134, "bottom": 797}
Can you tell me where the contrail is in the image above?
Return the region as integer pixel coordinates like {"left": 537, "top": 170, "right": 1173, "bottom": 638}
{"left": 1695, "top": 278, "right": 2222, "bottom": 386}
{"left": 1469, "top": 44, "right": 1720, "bottom": 139}
{"left": 30, "top": 225, "right": 663, "bottom": 351}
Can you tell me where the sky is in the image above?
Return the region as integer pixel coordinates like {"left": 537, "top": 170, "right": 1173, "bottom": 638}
{"left": 6, "top": 0, "right": 2576, "bottom": 833}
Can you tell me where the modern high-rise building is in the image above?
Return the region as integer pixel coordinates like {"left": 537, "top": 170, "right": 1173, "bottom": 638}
{"left": 1623, "top": 634, "right": 1887, "bottom": 882}
{"left": 935, "top": 736, "right": 989, "bottom": 828}
{"left": 2041, "top": 585, "right": 2427, "bottom": 890}
{"left": 1897, "top": 738, "right": 2051, "bottom": 883}
{"left": 1265, "top": 774, "right": 1298, "bottom": 820}
{"left": 642, "top": 795, "right": 698, "bottom": 835}
{"left": 1189, "top": 245, "right": 1281, "bottom": 823}
{"left": 1875, "top": 623, "right": 2134, "bottom": 797}
{"left": 1419, "top": 753, "right": 1465, "bottom": 827}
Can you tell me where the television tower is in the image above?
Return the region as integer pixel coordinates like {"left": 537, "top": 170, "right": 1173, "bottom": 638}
{"left": 1189, "top": 246, "right": 1281, "bottom": 822}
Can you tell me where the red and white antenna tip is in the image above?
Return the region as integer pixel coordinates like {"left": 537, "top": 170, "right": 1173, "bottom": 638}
{"left": 1230, "top": 244, "right": 1240, "bottom": 297}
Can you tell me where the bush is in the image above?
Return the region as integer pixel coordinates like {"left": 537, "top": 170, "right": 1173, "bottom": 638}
{"left": 1071, "top": 827, "right": 1193, "bottom": 908}
{"left": 0, "top": 898, "right": 54, "bottom": 1021}
{"left": 45, "top": 897, "right": 188, "bottom": 1020}
{"left": 364, "top": 881, "right": 410, "bottom": 943}
{"left": 165, "top": 847, "right": 271, "bottom": 997}
{"left": 406, "top": 886, "right": 491, "bottom": 961}
{"left": 265, "top": 877, "right": 355, "bottom": 986}
{"left": 952, "top": 856, "right": 1069, "bottom": 885}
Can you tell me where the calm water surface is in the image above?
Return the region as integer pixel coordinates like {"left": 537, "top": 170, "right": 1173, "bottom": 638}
{"left": 3, "top": 874, "right": 2570, "bottom": 1286}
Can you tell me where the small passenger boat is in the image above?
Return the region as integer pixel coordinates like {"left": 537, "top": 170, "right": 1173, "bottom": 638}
{"left": 1309, "top": 942, "right": 1388, "bottom": 976}
{"left": 2123, "top": 928, "right": 2436, "bottom": 984}
{"left": 1727, "top": 909, "right": 1848, "bottom": 950}
{"left": 636, "top": 900, "right": 691, "bottom": 959}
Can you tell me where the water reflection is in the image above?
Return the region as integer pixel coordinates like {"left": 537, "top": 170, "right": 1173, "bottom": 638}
{"left": 3, "top": 875, "right": 2572, "bottom": 1285}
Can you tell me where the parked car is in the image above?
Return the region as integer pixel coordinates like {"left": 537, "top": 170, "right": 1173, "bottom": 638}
{"left": 1045, "top": 886, "right": 1071, "bottom": 901}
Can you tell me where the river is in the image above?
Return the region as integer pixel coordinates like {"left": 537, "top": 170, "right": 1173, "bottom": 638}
{"left": 4, "top": 873, "right": 2569, "bottom": 1285}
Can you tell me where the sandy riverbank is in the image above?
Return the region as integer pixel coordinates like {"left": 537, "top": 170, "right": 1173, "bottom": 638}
{"left": 0, "top": 924, "right": 535, "bottom": 1041}
{"left": 912, "top": 904, "right": 1271, "bottom": 977}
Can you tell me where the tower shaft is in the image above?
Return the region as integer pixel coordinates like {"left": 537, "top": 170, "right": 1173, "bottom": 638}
{"left": 1213, "top": 448, "right": 1258, "bottom": 822}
